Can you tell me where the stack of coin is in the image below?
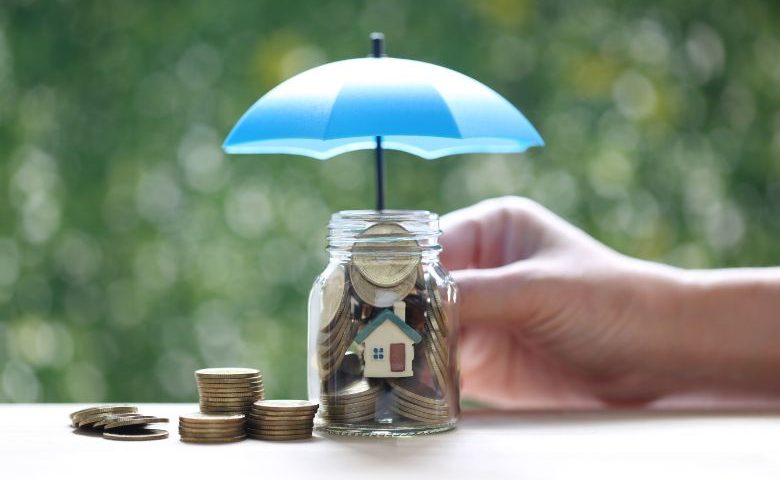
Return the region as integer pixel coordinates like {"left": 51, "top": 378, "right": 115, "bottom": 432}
{"left": 196, "top": 368, "right": 264, "bottom": 414}
{"left": 247, "top": 400, "right": 318, "bottom": 441}
{"left": 319, "top": 378, "right": 379, "bottom": 424}
{"left": 389, "top": 377, "right": 450, "bottom": 423}
{"left": 70, "top": 405, "right": 169, "bottom": 441}
{"left": 179, "top": 412, "right": 247, "bottom": 443}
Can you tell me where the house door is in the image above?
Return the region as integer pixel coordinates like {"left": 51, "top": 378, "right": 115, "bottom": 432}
{"left": 389, "top": 343, "right": 405, "bottom": 372}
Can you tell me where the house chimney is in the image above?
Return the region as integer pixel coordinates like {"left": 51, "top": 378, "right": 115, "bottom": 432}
{"left": 393, "top": 301, "right": 406, "bottom": 321}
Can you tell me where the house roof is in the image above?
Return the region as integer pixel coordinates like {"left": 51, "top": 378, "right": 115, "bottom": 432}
{"left": 355, "top": 309, "right": 423, "bottom": 344}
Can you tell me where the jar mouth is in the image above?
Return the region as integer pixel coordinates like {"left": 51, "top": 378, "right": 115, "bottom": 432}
{"left": 333, "top": 210, "right": 438, "bottom": 223}
{"left": 327, "top": 209, "right": 441, "bottom": 252}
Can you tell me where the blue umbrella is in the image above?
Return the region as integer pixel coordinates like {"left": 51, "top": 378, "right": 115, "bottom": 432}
{"left": 223, "top": 33, "right": 543, "bottom": 210}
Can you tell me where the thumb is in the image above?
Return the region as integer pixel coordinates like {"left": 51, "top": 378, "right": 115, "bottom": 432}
{"left": 452, "top": 260, "right": 544, "bottom": 328}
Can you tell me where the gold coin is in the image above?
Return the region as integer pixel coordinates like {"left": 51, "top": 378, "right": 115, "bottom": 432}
{"left": 180, "top": 435, "right": 246, "bottom": 443}
{"left": 103, "top": 416, "right": 169, "bottom": 430}
{"left": 427, "top": 284, "right": 450, "bottom": 337}
{"left": 199, "top": 406, "right": 251, "bottom": 413}
{"left": 425, "top": 299, "right": 448, "bottom": 343}
{"left": 249, "top": 412, "right": 316, "bottom": 421}
{"left": 321, "top": 379, "right": 379, "bottom": 400}
{"left": 197, "top": 378, "right": 263, "bottom": 386}
{"left": 350, "top": 263, "right": 416, "bottom": 308}
{"left": 423, "top": 333, "right": 449, "bottom": 383}
{"left": 92, "top": 413, "right": 148, "bottom": 429}
{"left": 200, "top": 407, "right": 252, "bottom": 413}
{"left": 390, "top": 404, "right": 449, "bottom": 423}
{"left": 247, "top": 432, "right": 312, "bottom": 441}
{"left": 320, "top": 406, "right": 375, "bottom": 418}
{"left": 70, "top": 405, "right": 137, "bottom": 422}
{"left": 77, "top": 412, "right": 137, "bottom": 428}
{"left": 352, "top": 223, "right": 420, "bottom": 288}
{"left": 179, "top": 428, "right": 245, "bottom": 438}
{"left": 392, "top": 394, "right": 450, "bottom": 416}
{"left": 198, "top": 380, "right": 264, "bottom": 387}
{"left": 197, "top": 386, "right": 264, "bottom": 393}
{"left": 179, "top": 427, "right": 245, "bottom": 435}
{"left": 321, "top": 394, "right": 377, "bottom": 408}
{"left": 103, "top": 428, "right": 169, "bottom": 441}
{"left": 319, "top": 264, "right": 348, "bottom": 331}
{"left": 321, "top": 401, "right": 376, "bottom": 414}
{"left": 320, "top": 396, "right": 376, "bottom": 410}
{"left": 199, "top": 397, "right": 262, "bottom": 405}
{"left": 423, "top": 346, "right": 448, "bottom": 391}
{"left": 252, "top": 400, "right": 318, "bottom": 411}
{"left": 318, "top": 318, "right": 359, "bottom": 379}
{"left": 248, "top": 415, "right": 314, "bottom": 425}
{"left": 389, "top": 378, "right": 446, "bottom": 405}
{"left": 200, "top": 397, "right": 258, "bottom": 404}
{"left": 319, "top": 412, "right": 376, "bottom": 422}
{"left": 247, "top": 428, "right": 312, "bottom": 437}
{"left": 195, "top": 368, "right": 260, "bottom": 378}
{"left": 179, "top": 412, "right": 245, "bottom": 423}
{"left": 72, "top": 406, "right": 138, "bottom": 426}
{"left": 198, "top": 389, "right": 263, "bottom": 397}
{"left": 247, "top": 408, "right": 317, "bottom": 417}
{"left": 247, "top": 417, "right": 314, "bottom": 429}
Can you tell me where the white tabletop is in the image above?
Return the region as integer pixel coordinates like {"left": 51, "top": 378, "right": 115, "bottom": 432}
{"left": 2, "top": 404, "right": 778, "bottom": 480}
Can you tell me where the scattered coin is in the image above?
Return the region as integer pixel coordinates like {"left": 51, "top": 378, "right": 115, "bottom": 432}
{"left": 70, "top": 405, "right": 170, "bottom": 440}
{"left": 70, "top": 406, "right": 138, "bottom": 428}
{"left": 103, "top": 429, "right": 169, "bottom": 441}
{"left": 103, "top": 416, "right": 169, "bottom": 430}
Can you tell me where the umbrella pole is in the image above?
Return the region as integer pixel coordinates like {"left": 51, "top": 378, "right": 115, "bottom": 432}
{"left": 375, "top": 135, "right": 384, "bottom": 211}
{"left": 371, "top": 32, "right": 386, "bottom": 212}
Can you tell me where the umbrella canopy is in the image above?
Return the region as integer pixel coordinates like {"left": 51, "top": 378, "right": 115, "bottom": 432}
{"left": 223, "top": 33, "right": 543, "bottom": 210}
{"left": 223, "top": 56, "right": 543, "bottom": 160}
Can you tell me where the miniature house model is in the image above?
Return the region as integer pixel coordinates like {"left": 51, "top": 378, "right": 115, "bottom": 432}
{"left": 355, "top": 302, "right": 422, "bottom": 378}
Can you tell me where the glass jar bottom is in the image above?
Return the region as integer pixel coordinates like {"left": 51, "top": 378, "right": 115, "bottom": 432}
{"left": 315, "top": 420, "right": 456, "bottom": 437}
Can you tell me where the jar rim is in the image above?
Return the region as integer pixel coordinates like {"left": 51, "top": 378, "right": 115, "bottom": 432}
{"left": 330, "top": 210, "right": 438, "bottom": 222}
{"left": 327, "top": 209, "right": 441, "bottom": 251}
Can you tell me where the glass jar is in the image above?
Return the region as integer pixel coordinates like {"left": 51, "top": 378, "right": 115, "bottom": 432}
{"left": 307, "top": 210, "right": 460, "bottom": 436}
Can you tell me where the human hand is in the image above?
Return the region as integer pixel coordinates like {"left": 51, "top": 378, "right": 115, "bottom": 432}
{"left": 440, "top": 197, "right": 687, "bottom": 409}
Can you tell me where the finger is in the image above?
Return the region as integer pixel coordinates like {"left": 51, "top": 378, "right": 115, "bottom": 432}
{"left": 439, "top": 198, "right": 517, "bottom": 271}
{"left": 453, "top": 261, "right": 544, "bottom": 328}
{"left": 459, "top": 324, "right": 603, "bottom": 409}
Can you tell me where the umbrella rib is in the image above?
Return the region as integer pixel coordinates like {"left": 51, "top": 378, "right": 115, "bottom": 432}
{"left": 319, "top": 83, "right": 347, "bottom": 141}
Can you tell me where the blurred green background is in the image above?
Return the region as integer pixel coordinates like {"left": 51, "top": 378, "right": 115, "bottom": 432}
{"left": 1, "top": 0, "right": 779, "bottom": 402}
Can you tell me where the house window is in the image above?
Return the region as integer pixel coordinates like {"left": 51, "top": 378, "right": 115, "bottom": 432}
{"left": 372, "top": 347, "right": 384, "bottom": 360}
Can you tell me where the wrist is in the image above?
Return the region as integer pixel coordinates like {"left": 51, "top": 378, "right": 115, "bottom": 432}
{"left": 652, "top": 267, "right": 780, "bottom": 397}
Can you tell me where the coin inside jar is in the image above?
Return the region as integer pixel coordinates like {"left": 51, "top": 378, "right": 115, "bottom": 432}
{"left": 319, "top": 264, "right": 348, "bottom": 331}
{"left": 351, "top": 223, "right": 420, "bottom": 288}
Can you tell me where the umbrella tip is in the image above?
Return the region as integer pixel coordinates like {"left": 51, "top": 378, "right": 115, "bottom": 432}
{"left": 370, "top": 32, "right": 385, "bottom": 58}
